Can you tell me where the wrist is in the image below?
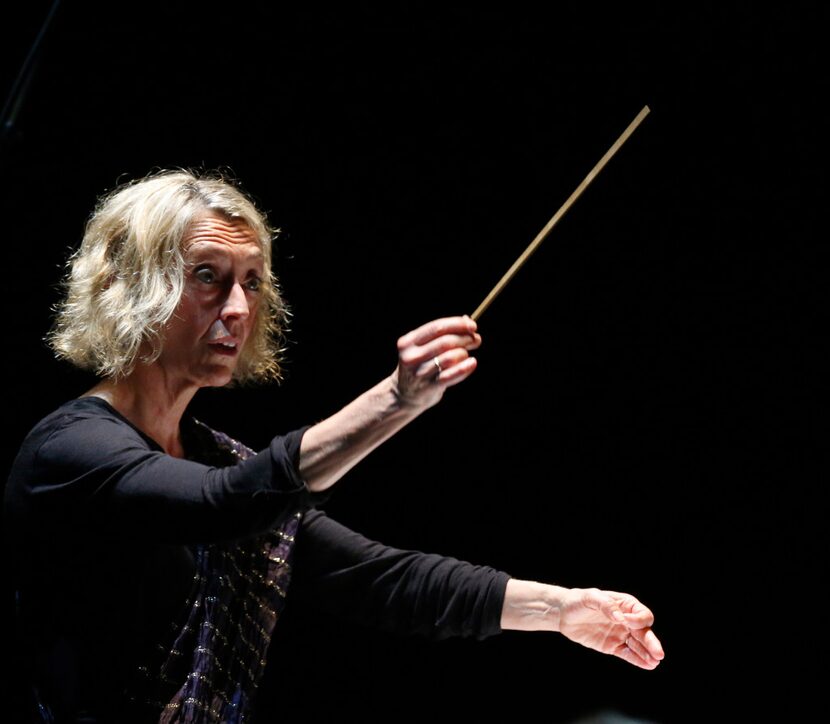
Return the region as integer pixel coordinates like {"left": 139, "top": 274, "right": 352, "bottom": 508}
{"left": 387, "top": 369, "right": 436, "bottom": 413}
{"left": 500, "top": 579, "right": 568, "bottom": 633}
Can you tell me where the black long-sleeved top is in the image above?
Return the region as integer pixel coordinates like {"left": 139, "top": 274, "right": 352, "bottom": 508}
{"left": 3, "top": 397, "right": 508, "bottom": 722}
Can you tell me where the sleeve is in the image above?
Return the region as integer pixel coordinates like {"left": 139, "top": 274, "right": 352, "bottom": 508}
{"left": 289, "top": 509, "right": 510, "bottom": 640}
{"left": 24, "top": 412, "right": 311, "bottom": 544}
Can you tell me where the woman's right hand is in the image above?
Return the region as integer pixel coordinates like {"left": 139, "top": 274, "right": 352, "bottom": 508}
{"left": 391, "top": 315, "right": 482, "bottom": 410}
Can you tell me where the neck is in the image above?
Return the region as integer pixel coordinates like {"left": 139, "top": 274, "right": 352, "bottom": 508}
{"left": 84, "top": 366, "right": 199, "bottom": 457}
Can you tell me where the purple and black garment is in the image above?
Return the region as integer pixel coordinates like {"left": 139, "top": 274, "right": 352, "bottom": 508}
{"left": 4, "top": 397, "right": 508, "bottom": 723}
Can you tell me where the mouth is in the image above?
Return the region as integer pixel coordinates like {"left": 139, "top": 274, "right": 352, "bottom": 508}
{"left": 207, "top": 339, "right": 240, "bottom": 357}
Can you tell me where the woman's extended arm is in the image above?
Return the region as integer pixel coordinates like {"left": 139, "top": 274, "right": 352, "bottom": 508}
{"left": 299, "top": 315, "right": 480, "bottom": 491}
{"left": 291, "top": 511, "right": 664, "bottom": 669}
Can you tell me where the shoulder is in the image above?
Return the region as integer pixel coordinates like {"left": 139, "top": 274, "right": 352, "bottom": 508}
{"left": 5, "top": 398, "right": 157, "bottom": 521}
{"left": 8, "top": 398, "right": 158, "bottom": 484}
{"left": 31, "top": 397, "right": 155, "bottom": 452}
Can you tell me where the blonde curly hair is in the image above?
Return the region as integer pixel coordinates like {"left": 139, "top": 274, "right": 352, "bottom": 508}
{"left": 49, "top": 169, "right": 289, "bottom": 384}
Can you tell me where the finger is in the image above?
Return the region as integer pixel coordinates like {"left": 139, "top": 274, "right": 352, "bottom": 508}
{"left": 581, "top": 588, "right": 627, "bottom": 624}
{"left": 604, "top": 592, "right": 655, "bottom": 627}
{"left": 399, "top": 333, "right": 481, "bottom": 367}
{"left": 634, "top": 628, "right": 665, "bottom": 661}
{"left": 616, "top": 636, "right": 662, "bottom": 670}
{"left": 620, "top": 628, "right": 664, "bottom": 667}
{"left": 624, "top": 633, "right": 653, "bottom": 662}
{"left": 436, "top": 356, "right": 478, "bottom": 387}
{"left": 416, "top": 356, "right": 478, "bottom": 385}
{"left": 621, "top": 607, "right": 655, "bottom": 630}
{"left": 397, "top": 316, "right": 478, "bottom": 349}
{"left": 414, "top": 348, "right": 470, "bottom": 379}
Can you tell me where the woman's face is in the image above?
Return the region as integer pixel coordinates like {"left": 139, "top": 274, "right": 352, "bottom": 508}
{"left": 158, "top": 212, "right": 265, "bottom": 389}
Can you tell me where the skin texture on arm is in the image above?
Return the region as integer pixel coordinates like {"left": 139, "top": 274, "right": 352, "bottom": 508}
{"left": 500, "top": 579, "right": 665, "bottom": 670}
{"left": 299, "top": 316, "right": 481, "bottom": 491}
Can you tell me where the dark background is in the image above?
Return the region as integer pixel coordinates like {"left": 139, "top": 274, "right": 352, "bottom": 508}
{"left": 1, "top": 3, "right": 825, "bottom": 722}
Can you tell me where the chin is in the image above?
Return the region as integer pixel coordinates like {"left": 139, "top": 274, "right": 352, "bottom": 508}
{"left": 198, "top": 365, "right": 237, "bottom": 389}
{"left": 203, "top": 377, "right": 234, "bottom": 389}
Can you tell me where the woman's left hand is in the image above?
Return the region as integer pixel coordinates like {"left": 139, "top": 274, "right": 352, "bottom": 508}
{"left": 392, "top": 315, "right": 482, "bottom": 410}
{"left": 557, "top": 587, "right": 665, "bottom": 670}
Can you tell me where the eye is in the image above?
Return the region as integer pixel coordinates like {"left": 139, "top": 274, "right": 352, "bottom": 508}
{"left": 194, "top": 266, "right": 217, "bottom": 284}
{"left": 244, "top": 276, "right": 262, "bottom": 293}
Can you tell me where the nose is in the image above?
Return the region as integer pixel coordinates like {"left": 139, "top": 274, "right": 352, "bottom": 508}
{"left": 220, "top": 281, "right": 250, "bottom": 321}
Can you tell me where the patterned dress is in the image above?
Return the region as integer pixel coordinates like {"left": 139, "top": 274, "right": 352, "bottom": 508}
{"left": 127, "top": 422, "right": 303, "bottom": 723}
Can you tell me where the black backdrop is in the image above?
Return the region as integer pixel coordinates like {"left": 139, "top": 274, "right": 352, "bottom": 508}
{"left": 1, "top": 3, "right": 824, "bottom": 722}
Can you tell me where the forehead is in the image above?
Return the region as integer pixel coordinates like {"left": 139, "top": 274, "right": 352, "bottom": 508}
{"left": 183, "top": 213, "right": 263, "bottom": 259}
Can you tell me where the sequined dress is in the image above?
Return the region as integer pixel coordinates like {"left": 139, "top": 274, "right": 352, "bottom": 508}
{"left": 5, "top": 397, "right": 510, "bottom": 723}
{"left": 128, "top": 424, "right": 303, "bottom": 723}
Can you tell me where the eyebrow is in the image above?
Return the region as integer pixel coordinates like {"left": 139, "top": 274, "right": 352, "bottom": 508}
{"left": 185, "top": 244, "right": 264, "bottom": 263}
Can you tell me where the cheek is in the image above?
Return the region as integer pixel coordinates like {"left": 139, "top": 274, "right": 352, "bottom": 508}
{"left": 245, "top": 307, "right": 259, "bottom": 337}
{"left": 177, "top": 288, "right": 218, "bottom": 325}
{"left": 246, "top": 294, "right": 261, "bottom": 322}
{"left": 165, "top": 308, "right": 213, "bottom": 350}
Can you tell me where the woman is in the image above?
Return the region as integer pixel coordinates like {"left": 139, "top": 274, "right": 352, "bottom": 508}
{"left": 4, "top": 170, "right": 663, "bottom": 723}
